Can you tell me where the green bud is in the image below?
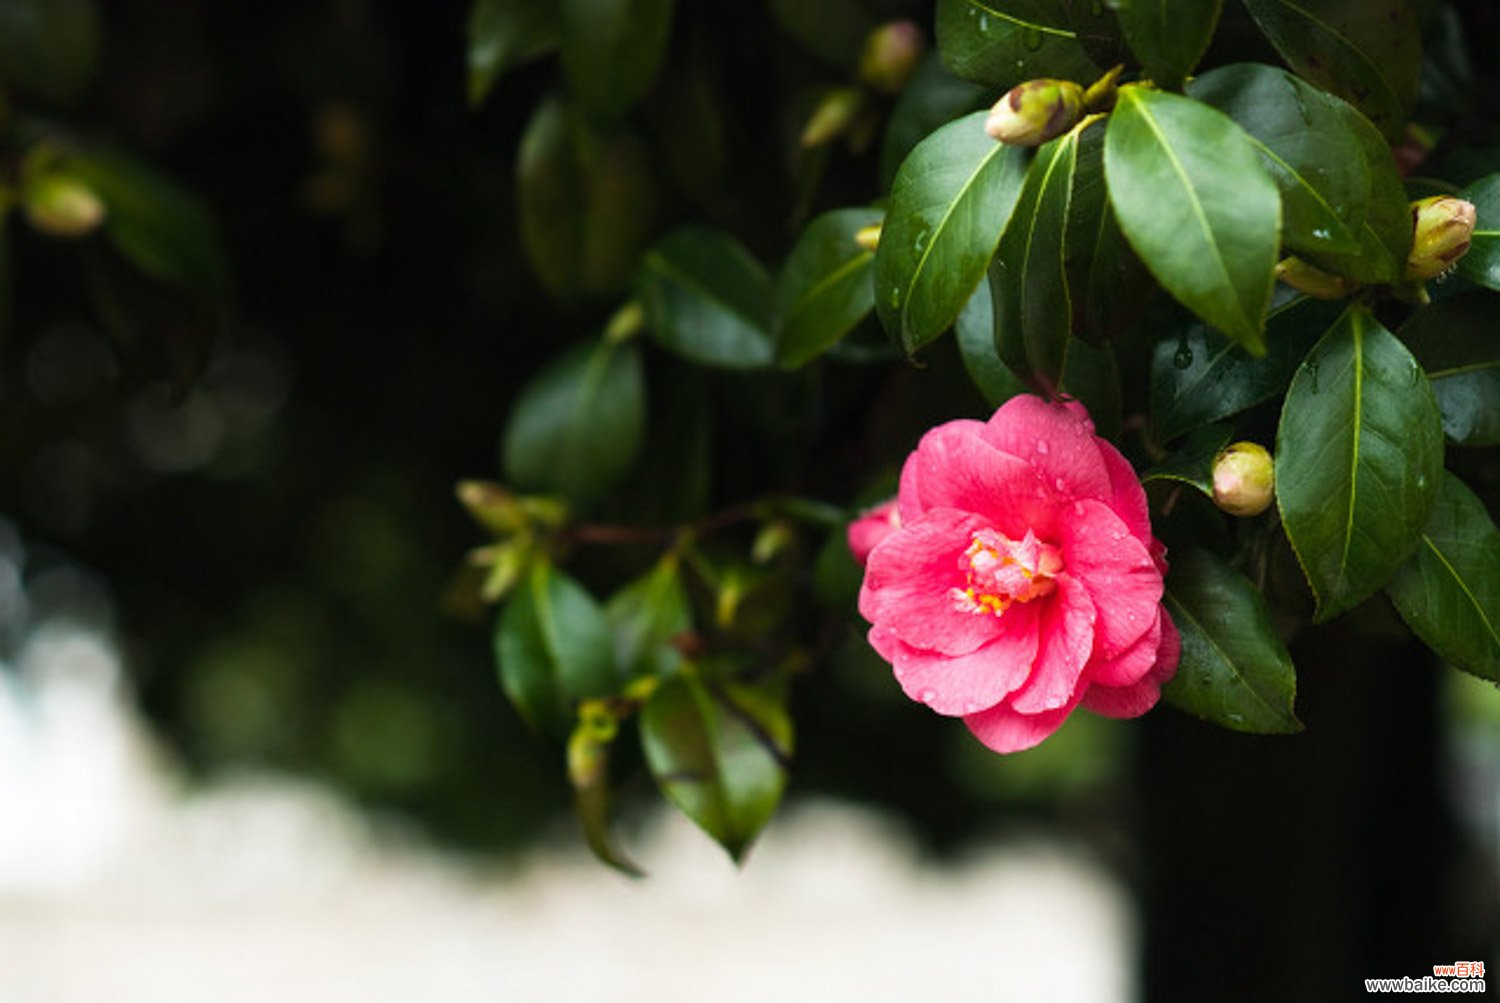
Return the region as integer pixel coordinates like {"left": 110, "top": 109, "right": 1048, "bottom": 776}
{"left": 456, "top": 480, "right": 527, "bottom": 536}
{"left": 473, "top": 541, "right": 529, "bottom": 602}
{"left": 857, "top": 20, "right": 924, "bottom": 95}
{"left": 751, "top": 519, "right": 795, "bottom": 564}
{"left": 800, "top": 86, "right": 867, "bottom": 148}
{"left": 985, "top": 78, "right": 1084, "bottom": 147}
{"left": 1404, "top": 195, "right": 1476, "bottom": 281}
{"left": 854, "top": 223, "right": 882, "bottom": 253}
{"left": 1212, "top": 442, "right": 1275, "bottom": 517}
{"left": 22, "top": 173, "right": 106, "bottom": 239}
{"left": 604, "top": 300, "right": 645, "bottom": 344}
{"left": 1273, "top": 256, "right": 1359, "bottom": 300}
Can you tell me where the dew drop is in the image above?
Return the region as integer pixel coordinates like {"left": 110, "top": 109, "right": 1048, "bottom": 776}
{"left": 1035, "top": 440, "right": 1051, "bottom": 456}
{"left": 919, "top": 688, "right": 938, "bottom": 703}
{"left": 1055, "top": 477, "right": 1068, "bottom": 492}
{"left": 1307, "top": 358, "right": 1320, "bottom": 393}
{"left": 1021, "top": 26, "right": 1044, "bottom": 49}
{"left": 888, "top": 285, "right": 902, "bottom": 309}
{"left": 1173, "top": 337, "right": 1194, "bottom": 369}
{"left": 1416, "top": 474, "right": 1428, "bottom": 491}
{"left": 1311, "top": 227, "right": 1331, "bottom": 242}
{"left": 1408, "top": 360, "right": 1421, "bottom": 387}
{"left": 1073, "top": 501, "right": 1085, "bottom": 516}
{"left": 913, "top": 228, "right": 931, "bottom": 253}
{"left": 978, "top": 13, "right": 990, "bottom": 32}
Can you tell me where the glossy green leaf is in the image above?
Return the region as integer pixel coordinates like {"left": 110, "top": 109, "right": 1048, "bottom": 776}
{"left": 0, "top": 0, "right": 100, "bottom": 105}
{"left": 1189, "top": 64, "right": 1367, "bottom": 258}
{"left": 640, "top": 675, "right": 792, "bottom": 862}
{"left": 1115, "top": 0, "right": 1222, "bottom": 90}
{"left": 1458, "top": 173, "right": 1500, "bottom": 291}
{"left": 1057, "top": 336, "right": 1121, "bottom": 441}
{"left": 496, "top": 562, "right": 619, "bottom": 734}
{"left": 1386, "top": 473, "right": 1500, "bottom": 682}
{"left": 1064, "top": 120, "right": 1155, "bottom": 340}
{"left": 516, "top": 96, "right": 656, "bottom": 300}
{"left": 956, "top": 280, "right": 1027, "bottom": 407}
{"left": 467, "top": 0, "right": 559, "bottom": 106}
{"left": 993, "top": 131, "right": 1079, "bottom": 386}
{"left": 875, "top": 112, "right": 1030, "bottom": 354}
{"left": 605, "top": 556, "right": 693, "bottom": 680}
{"left": 559, "top": 0, "right": 675, "bottom": 121}
{"left": 1276, "top": 308, "right": 1444, "bottom": 622}
{"left": 1240, "top": 0, "right": 1421, "bottom": 141}
{"left": 1104, "top": 87, "right": 1280, "bottom": 354}
{"left": 774, "top": 207, "right": 882, "bottom": 367}
{"left": 1143, "top": 422, "right": 1233, "bottom": 496}
{"left": 1151, "top": 293, "right": 1344, "bottom": 442}
{"left": 1162, "top": 548, "right": 1302, "bottom": 733}
{"left": 879, "top": 55, "right": 991, "bottom": 190}
{"left": 639, "top": 227, "right": 775, "bottom": 369}
{"left": 935, "top": 0, "right": 1099, "bottom": 89}
{"left": 502, "top": 336, "right": 646, "bottom": 506}
{"left": 1297, "top": 104, "right": 1410, "bottom": 284}
{"left": 1398, "top": 293, "right": 1500, "bottom": 447}
{"left": 62, "top": 148, "right": 229, "bottom": 299}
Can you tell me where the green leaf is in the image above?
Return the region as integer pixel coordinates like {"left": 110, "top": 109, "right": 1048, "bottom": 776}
{"left": 1143, "top": 422, "right": 1234, "bottom": 496}
{"left": 956, "top": 280, "right": 1027, "bottom": 407}
{"left": 516, "top": 96, "right": 657, "bottom": 300}
{"left": 879, "top": 55, "right": 991, "bottom": 190}
{"left": 502, "top": 336, "right": 646, "bottom": 506}
{"left": 467, "top": 0, "right": 559, "bottom": 106}
{"left": 1397, "top": 292, "right": 1500, "bottom": 447}
{"left": 1275, "top": 308, "right": 1444, "bottom": 621}
{"left": 875, "top": 112, "right": 1031, "bottom": 354}
{"left": 1115, "top": 0, "right": 1222, "bottom": 91}
{"left": 1162, "top": 548, "right": 1302, "bottom": 733}
{"left": 0, "top": 0, "right": 100, "bottom": 105}
{"left": 1064, "top": 120, "right": 1155, "bottom": 340}
{"left": 61, "top": 148, "right": 229, "bottom": 299}
{"left": 993, "top": 130, "right": 1080, "bottom": 386}
{"left": 1297, "top": 104, "right": 1410, "bottom": 284}
{"left": 935, "top": 0, "right": 1099, "bottom": 89}
{"left": 774, "top": 207, "right": 882, "bottom": 368}
{"left": 1057, "top": 336, "right": 1121, "bottom": 441}
{"left": 1458, "top": 173, "right": 1500, "bottom": 292}
{"left": 1104, "top": 87, "right": 1280, "bottom": 354}
{"left": 1188, "top": 64, "right": 1368, "bottom": 258}
{"left": 568, "top": 709, "right": 643, "bottom": 876}
{"left": 640, "top": 674, "right": 792, "bottom": 862}
{"left": 1151, "top": 293, "right": 1344, "bottom": 442}
{"left": 559, "top": 0, "right": 675, "bottom": 121}
{"left": 1386, "top": 473, "right": 1500, "bottom": 682}
{"left": 1240, "top": 0, "right": 1421, "bottom": 141}
{"left": 605, "top": 556, "right": 693, "bottom": 680}
{"left": 496, "top": 562, "right": 619, "bottom": 734}
{"left": 639, "top": 227, "right": 775, "bottom": 369}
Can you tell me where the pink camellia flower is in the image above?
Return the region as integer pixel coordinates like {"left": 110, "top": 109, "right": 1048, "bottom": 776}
{"left": 857, "top": 395, "right": 1179, "bottom": 753}
{"left": 848, "top": 499, "right": 900, "bottom": 566}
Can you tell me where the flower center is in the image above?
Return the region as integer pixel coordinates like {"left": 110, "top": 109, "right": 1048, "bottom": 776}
{"left": 951, "top": 528, "right": 1062, "bottom": 616}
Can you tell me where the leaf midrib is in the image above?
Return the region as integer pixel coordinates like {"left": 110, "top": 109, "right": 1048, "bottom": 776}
{"left": 1165, "top": 592, "right": 1293, "bottom": 726}
{"left": 1335, "top": 316, "right": 1364, "bottom": 587}
{"left": 1017, "top": 136, "right": 1075, "bottom": 370}
{"left": 785, "top": 251, "right": 873, "bottom": 325}
{"left": 646, "top": 251, "right": 768, "bottom": 331}
{"left": 963, "top": 0, "right": 1075, "bottom": 39}
{"left": 1420, "top": 533, "right": 1500, "bottom": 650}
{"left": 1123, "top": 90, "right": 1248, "bottom": 334}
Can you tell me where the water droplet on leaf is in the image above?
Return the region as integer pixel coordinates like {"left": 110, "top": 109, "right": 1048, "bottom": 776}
{"left": 1021, "top": 27, "right": 1044, "bottom": 49}
{"left": 1173, "top": 338, "right": 1194, "bottom": 369}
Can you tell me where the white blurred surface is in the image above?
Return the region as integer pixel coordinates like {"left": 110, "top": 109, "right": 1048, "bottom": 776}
{"left": 0, "top": 625, "right": 1132, "bottom": 1003}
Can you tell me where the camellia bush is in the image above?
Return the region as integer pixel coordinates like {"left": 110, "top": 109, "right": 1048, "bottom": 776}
{"left": 460, "top": 0, "right": 1500, "bottom": 872}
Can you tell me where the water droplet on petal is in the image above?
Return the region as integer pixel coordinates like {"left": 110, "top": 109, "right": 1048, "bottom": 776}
{"left": 919, "top": 688, "right": 938, "bottom": 703}
{"left": 1055, "top": 477, "right": 1068, "bottom": 492}
{"left": 1035, "top": 440, "right": 1050, "bottom": 455}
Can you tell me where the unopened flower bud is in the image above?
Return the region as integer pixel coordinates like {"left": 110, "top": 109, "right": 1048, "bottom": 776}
{"left": 857, "top": 20, "right": 924, "bottom": 95}
{"left": 1273, "top": 256, "right": 1359, "bottom": 300}
{"left": 854, "top": 223, "right": 881, "bottom": 252}
{"left": 456, "top": 480, "right": 527, "bottom": 536}
{"left": 800, "top": 87, "right": 866, "bottom": 148}
{"left": 1212, "top": 442, "right": 1275, "bottom": 517}
{"left": 1404, "top": 195, "right": 1476, "bottom": 281}
{"left": 985, "top": 79, "right": 1084, "bottom": 147}
{"left": 21, "top": 173, "right": 106, "bottom": 238}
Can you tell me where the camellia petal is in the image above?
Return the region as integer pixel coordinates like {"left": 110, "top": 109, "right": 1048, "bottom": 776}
{"left": 1060, "top": 499, "right": 1162, "bottom": 658}
{"left": 1099, "top": 442, "right": 1153, "bottom": 547}
{"left": 1083, "top": 610, "right": 1180, "bottom": 717}
{"left": 1090, "top": 608, "right": 1163, "bottom": 688}
{"left": 1009, "top": 575, "right": 1096, "bottom": 714}
{"left": 880, "top": 602, "right": 1041, "bottom": 716}
{"left": 963, "top": 692, "right": 1082, "bottom": 754}
{"left": 896, "top": 421, "right": 1051, "bottom": 536}
{"left": 979, "top": 396, "right": 1114, "bottom": 504}
{"left": 859, "top": 508, "right": 1005, "bottom": 655}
